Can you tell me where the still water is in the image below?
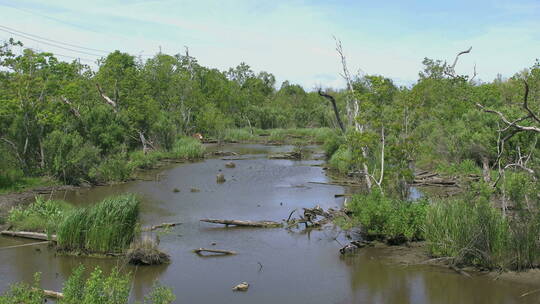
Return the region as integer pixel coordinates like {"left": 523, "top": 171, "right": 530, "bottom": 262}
{"left": 0, "top": 144, "right": 537, "bottom": 303}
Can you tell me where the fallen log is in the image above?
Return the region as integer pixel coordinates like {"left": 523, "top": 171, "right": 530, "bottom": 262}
{"left": 142, "top": 222, "right": 182, "bottom": 231}
{"left": 0, "top": 241, "right": 50, "bottom": 250}
{"left": 200, "top": 219, "right": 282, "bottom": 228}
{"left": 268, "top": 151, "right": 301, "bottom": 160}
{"left": 308, "top": 181, "right": 363, "bottom": 187}
{"left": 193, "top": 248, "right": 236, "bottom": 255}
{"left": 31, "top": 288, "right": 64, "bottom": 299}
{"left": 1, "top": 230, "right": 56, "bottom": 241}
{"left": 212, "top": 151, "right": 238, "bottom": 156}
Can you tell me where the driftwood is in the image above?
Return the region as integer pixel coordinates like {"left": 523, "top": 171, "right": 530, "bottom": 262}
{"left": 142, "top": 222, "right": 182, "bottom": 231}
{"left": 200, "top": 219, "right": 282, "bottom": 228}
{"left": 1, "top": 230, "right": 56, "bottom": 241}
{"left": 0, "top": 241, "right": 50, "bottom": 250}
{"left": 287, "top": 206, "right": 347, "bottom": 229}
{"left": 268, "top": 151, "right": 301, "bottom": 160}
{"left": 193, "top": 248, "right": 236, "bottom": 255}
{"left": 32, "top": 288, "right": 63, "bottom": 299}
{"left": 339, "top": 240, "right": 373, "bottom": 254}
{"left": 212, "top": 151, "right": 238, "bottom": 156}
{"left": 412, "top": 171, "right": 458, "bottom": 187}
{"left": 308, "top": 181, "right": 363, "bottom": 187}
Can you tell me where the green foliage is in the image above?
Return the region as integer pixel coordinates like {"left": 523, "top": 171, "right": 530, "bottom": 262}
{"left": 322, "top": 132, "right": 345, "bottom": 157}
{"left": 328, "top": 146, "right": 352, "bottom": 174}
{"left": 222, "top": 128, "right": 256, "bottom": 142}
{"left": 7, "top": 196, "right": 73, "bottom": 234}
{"left": 0, "top": 273, "right": 43, "bottom": 304}
{"left": 0, "top": 265, "right": 175, "bottom": 304}
{"left": 57, "top": 194, "right": 139, "bottom": 253}
{"left": 43, "top": 131, "right": 101, "bottom": 184}
{"left": 425, "top": 199, "right": 509, "bottom": 269}
{"left": 172, "top": 137, "right": 205, "bottom": 160}
{"left": 349, "top": 190, "right": 428, "bottom": 243}
{"left": 143, "top": 284, "right": 176, "bottom": 304}
{"left": 89, "top": 155, "right": 133, "bottom": 183}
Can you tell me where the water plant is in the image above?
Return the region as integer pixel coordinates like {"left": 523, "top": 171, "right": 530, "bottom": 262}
{"left": 56, "top": 194, "right": 139, "bottom": 254}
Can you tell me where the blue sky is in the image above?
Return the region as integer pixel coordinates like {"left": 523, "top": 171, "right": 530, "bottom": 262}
{"left": 0, "top": 0, "right": 539, "bottom": 89}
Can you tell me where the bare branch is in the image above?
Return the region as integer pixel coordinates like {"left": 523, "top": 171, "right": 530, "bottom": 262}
{"left": 475, "top": 103, "right": 540, "bottom": 133}
{"left": 318, "top": 89, "right": 345, "bottom": 133}
{"left": 60, "top": 96, "right": 81, "bottom": 118}
{"left": 96, "top": 83, "right": 117, "bottom": 111}
{"left": 449, "top": 46, "right": 472, "bottom": 71}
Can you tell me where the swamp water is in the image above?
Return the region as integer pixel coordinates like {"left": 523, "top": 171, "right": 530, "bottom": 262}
{"left": 0, "top": 144, "right": 538, "bottom": 304}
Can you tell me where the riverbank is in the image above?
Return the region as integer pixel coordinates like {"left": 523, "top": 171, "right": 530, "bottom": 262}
{"left": 364, "top": 241, "right": 540, "bottom": 290}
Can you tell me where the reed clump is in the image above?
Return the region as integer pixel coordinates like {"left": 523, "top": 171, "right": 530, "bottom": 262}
{"left": 56, "top": 194, "right": 139, "bottom": 254}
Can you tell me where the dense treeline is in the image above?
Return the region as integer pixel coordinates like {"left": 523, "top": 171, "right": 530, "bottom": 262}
{"left": 0, "top": 38, "right": 335, "bottom": 187}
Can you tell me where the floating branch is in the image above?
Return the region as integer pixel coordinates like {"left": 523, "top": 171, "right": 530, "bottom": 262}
{"left": 193, "top": 248, "right": 236, "bottom": 255}
{"left": 200, "top": 219, "right": 282, "bottom": 228}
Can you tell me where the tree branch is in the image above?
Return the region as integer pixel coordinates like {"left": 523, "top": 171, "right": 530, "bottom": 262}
{"left": 318, "top": 89, "right": 345, "bottom": 133}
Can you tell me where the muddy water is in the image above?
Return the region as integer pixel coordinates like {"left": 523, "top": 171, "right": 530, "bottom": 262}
{"left": 0, "top": 144, "right": 538, "bottom": 303}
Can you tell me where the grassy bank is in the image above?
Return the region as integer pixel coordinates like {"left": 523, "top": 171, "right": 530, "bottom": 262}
{"left": 0, "top": 265, "right": 175, "bottom": 304}
{"left": 345, "top": 189, "right": 540, "bottom": 271}
{"left": 7, "top": 196, "right": 73, "bottom": 234}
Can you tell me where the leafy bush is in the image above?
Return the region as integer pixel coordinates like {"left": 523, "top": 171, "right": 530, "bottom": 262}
{"left": 328, "top": 146, "right": 352, "bottom": 174}
{"left": 57, "top": 194, "right": 139, "bottom": 253}
{"left": 89, "top": 155, "right": 133, "bottom": 183}
{"left": 172, "top": 137, "right": 205, "bottom": 160}
{"left": 0, "top": 265, "right": 175, "bottom": 304}
{"left": 322, "top": 133, "right": 345, "bottom": 158}
{"left": 7, "top": 196, "right": 73, "bottom": 234}
{"left": 43, "top": 131, "right": 101, "bottom": 184}
{"left": 349, "top": 190, "right": 428, "bottom": 243}
{"left": 129, "top": 150, "right": 166, "bottom": 170}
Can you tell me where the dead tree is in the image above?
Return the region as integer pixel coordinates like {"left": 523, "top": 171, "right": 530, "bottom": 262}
{"left": 318, "top": 89, "right": 345, "bottom": 133}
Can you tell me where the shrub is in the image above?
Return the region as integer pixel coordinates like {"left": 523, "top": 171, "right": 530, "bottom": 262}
{"left": 89, "top": 155, "right": 133, "bottom": 183}
{"left": 322, "top": 132, "right": 345, "bottom": 158}
{"left": 7, "top": 196, "right": 73, "bottom": 234}
{"left": 0, "top": 266, "right": 175, "bottom": 304}
{"left": 43, "top": 131, "right": 101, "bottom": 184}
{"left": 349, "top": 190, "right": 428, "bottom": 243}
{"left": 129, "top": 150, "right": 166, "bottom": 170}
{"left": 57, "top": 194, "right": 139, "bottom": 253}
{"left": 172, "top": 137, "right": 205, "bottom": 160}
{"left": 328, "top": 146, "right": 352, "bottom": 174}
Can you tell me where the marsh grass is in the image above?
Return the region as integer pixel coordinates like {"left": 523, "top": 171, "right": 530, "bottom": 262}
{"left": 57, "top": 194, "right": 139, "bottom": 254}
{"left": 172, "top": 137, "right": 205, "bottom": 160}
{"left": 424, "top": 199, "right": 509, "bottom": 269}
{"left": 7, "top": 196, "right": 73, "bottom": 234}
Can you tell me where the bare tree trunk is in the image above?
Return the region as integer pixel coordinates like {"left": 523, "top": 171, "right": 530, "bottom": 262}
{"left": 318, "top": 89, "right": 345, "bottom": 133}
{"left": 482, "top": 156, "right": 491, "bottom": 183}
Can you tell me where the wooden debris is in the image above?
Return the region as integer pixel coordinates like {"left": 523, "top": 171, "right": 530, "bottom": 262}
{"left": 1, "top": 230, "right": 56, "bottom": 241}
{"left": 339, "top": 241, "right": 372, "bottom": 254}
{"left": 232, "top": 282, "right": 249, "bottom": 291}
{"left": 0, "top": 241, "right": 50, "bottom": 250}
{"left": 143, "top": 222, "right": 182, "bottom": 231}
{"left": 308, "top": 181, "right": 363, "bottom": 187}
{"left": 32, "top": 288, "right": 64, "bottom": 299}
{"left": 225, "top": 161, "right": 236, "bottom": 168}
{"left": 193, "top": 248, "right": 236, "bottom": 255}
{"left": 412, "top": 171, "right": 459, "bottom": 187}
{"left": 216, "top": 173, "right": 226, "bottom": 183}
{"left": 334, "top": 193, "right": 353, "bottom": 197}
{"left": 268, "top": 151, "right": 301, "bottom": 160}
{"left": 212, "top": 151, "right": 238, "bottom": 156}
{"left": 200, "top": 219, "right": 282, "bottom": 228}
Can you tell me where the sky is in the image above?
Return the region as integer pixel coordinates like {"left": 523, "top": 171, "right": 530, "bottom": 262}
{"left": 0, "top": 0, "right": 539, "bottom": 89}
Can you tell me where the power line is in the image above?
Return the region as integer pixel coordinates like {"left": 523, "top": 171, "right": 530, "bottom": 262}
{"left": 0, "top": 24, "right": 110, "bottom": 54}
{"left": 0, "top": 27, "right": 104, "bottom": 57}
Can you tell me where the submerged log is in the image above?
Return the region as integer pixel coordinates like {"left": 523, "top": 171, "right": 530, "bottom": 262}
{"left": 268, "top": 151, "right": 301, "bottom": 160}
{"left": 212, "top": 151, "right": 238, "bottom": 156}
{"left": 143, "top": 222, "right": 182, "bottom": 231}
{"left": 193, "top": 248, "right": 236, "bottom": 255}
{"left": 200, "top": 219, "right": 282, "bottom": 228}
{"left": 1, "top": 230, "right": 56, "bottom": 241}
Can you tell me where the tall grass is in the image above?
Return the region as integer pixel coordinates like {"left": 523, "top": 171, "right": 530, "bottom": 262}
{"left": 7, "top": 196, "right": 73, "bottom": 234}
{"left": 222, "top": 128, "right": 256, "bottom": 142}
{"left": 328, "top": 146, "right": 352, "bottom": 174}
{"left": 172, "top": 137, "right": 205, "bottom": 160}
{"left": 425, "top": 199, "right": 509, "bottom": 269}
{"left": 57, "top": 194, "right": 139, "bottom": 253}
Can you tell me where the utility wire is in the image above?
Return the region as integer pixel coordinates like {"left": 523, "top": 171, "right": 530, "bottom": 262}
{"left": 0, "top": 27, "right": 104, "bottom": 57}
{"left": 0, "top": 24, "right": 110, "bottom": 54}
